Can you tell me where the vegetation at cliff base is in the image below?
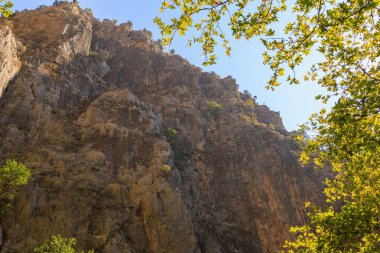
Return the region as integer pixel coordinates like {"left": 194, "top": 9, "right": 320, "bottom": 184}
{"left": 34, "top": 235, "right": 94, "bottom": 253}
{"left": 157, "top": 0, "right": 380, "bottom": 251}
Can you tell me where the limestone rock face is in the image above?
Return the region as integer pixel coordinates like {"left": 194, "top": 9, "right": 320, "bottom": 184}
{"left": 255, "top": 105, "right": 286, "bottom": 133}
{"left": 0, "top": 26, "right": 20, "bottom": 98}
{"left": 0, "top": 3, "right": 324, "bottom": 253}
{"left": 10, "top": 3, "right": 92, "bottom": 63}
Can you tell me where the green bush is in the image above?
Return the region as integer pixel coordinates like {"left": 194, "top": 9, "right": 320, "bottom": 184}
{"left": 240, "top": 114, "right": 251, "bottom": 123}
{"left": 205, "top": 100, "right": 222, "bottom": 114}
{"left": 160, "top": 165, "right": 172, "bottom": 174}
{"left": 0, "top": 159, "right": 30, "bottom": 220}
{"left": 34, "top": 235, "right": 93, "bottom": 253}
{"left": 245, "top": 98, "right": 255, "bottom": 107}
{"left": 162, "top": 128, "right": 178, "bottom": 146}
{"left": 287, "top": 130, "right": 308, "bottom": 150}
{"left": 0, "top": 160, "right": 30, "bottom": 202}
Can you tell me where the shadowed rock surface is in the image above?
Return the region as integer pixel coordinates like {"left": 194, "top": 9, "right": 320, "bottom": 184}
{"left": 0, "top": 3, "right": 324, "bottom": 253}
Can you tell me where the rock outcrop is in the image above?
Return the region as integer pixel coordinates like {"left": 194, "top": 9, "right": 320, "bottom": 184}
{"left": 0, "top": 3, "right": 324, "bottom": 253}
{"left": 0, "top": 25, "right": 20, "bottom": 98}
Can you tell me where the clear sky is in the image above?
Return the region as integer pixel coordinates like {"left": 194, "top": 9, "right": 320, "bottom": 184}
{"left": 13, "top": 0, "right": 330, "bottom": 131}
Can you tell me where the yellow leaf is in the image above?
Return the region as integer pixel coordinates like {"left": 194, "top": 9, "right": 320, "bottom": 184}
{"left": 278, "top": 68, "right": 285, "bottom": 76}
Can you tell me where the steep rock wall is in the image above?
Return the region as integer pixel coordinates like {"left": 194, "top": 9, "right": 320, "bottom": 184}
{"left": 0, "top": 3, "right": 324, "bottom": 253}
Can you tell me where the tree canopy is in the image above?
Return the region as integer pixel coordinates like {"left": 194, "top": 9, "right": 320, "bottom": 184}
{"left": 34, "top": 235, "right": 94, "bottom": 253}
{"left": 0, "top": 159, "right": 30, "bottom": 202}
{"left": 0, "top": 0, "right": 12, "bottom": 18}
{"left": 156, "top": 0, "right": 380, "bottom": 251}
{"left": 0, "top": 159, "right": 30, "bottom": 218}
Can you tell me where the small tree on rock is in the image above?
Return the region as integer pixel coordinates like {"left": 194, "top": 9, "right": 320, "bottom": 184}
{"left": 34, "top": 235, "right": 93, "bottom": 253}
{"left": 0, "top": 160, "right": 30, "bottom": 209}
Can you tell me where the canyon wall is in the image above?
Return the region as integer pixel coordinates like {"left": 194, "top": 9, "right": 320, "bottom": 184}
{"left": 0, "top": 3, "right": 324, "bottom": 253}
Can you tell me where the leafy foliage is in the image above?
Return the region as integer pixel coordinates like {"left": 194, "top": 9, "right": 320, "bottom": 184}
{"left": 245, "top": 98, "right": 255, "bottom": 107}
{"left": 0, "top": 159, "right": 30, "bottom": 218}
{"left": 161, "top": 164, "right": 172, "bottom": 174}
{"left": 0, "top": 160, "right": 30, "bottom": 202}
{"left": 157, "top": 0, "right": 380, "bottom": 252}
{"left": 240, "top": 113, "right": 252, "bottom": 123}
{"left": 53, "top": 0, "right": 70, "bottom": 6}
{"left": 205, "top": 100, "right": 222, "bottom": 113}
{"left": 161, "top": 128, "right": 189, "bottom": 166}
{"left": 0, "top": 0, "right": 13, "bottom": 18}
{"left": 287, "top": 130, "right": 307, "bottom": 150}
{"left": 34, "top": 235, "right": 93, "bottom": 253}
{"left": 162, "top": 128, "right": 179, "bottom": 146}
{"left": 155, "top": 0, "right": 286, "bottom": 66}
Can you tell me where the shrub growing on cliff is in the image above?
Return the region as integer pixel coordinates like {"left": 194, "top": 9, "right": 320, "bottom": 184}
{"left": 245, "top": 98, "right": 255, "bottom": 108}
{"left": 162, "top": 128, "right": 178, "bottom": 147}
{"left": 160, "top": 165, "right": 172, "bottom": 174}
{"left": 0, "top": 159, "right": 30, "bottom": 218}
{"left": 53, "top": 0, "right": 69, "bottom": 6}
{"left": 287, "top": 130, "right": 307, "bottom": 150}
{"left": 205, "top": 100, "right": 222, "bottom": 115}
{"left": 34, "top": 235, "right": 93, "bottom": 253}
{"left": 126, "top": 20, "right": 133, "bottom": 29}
{"left": 0, "top": 160, "right": 30, "bottom": 202}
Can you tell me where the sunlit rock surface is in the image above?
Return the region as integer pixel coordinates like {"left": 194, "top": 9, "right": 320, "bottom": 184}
{"left": 0, "top": 25, "right": 20, "bottom": 98}
{"left": 0, "top": 3, "right": 324, "bottom": 253}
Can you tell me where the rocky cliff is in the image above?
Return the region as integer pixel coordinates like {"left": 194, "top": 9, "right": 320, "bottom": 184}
{"left": 0, "top": 26, "right": 20, "bottom": 98}
{"left": 0, "top": 3, "right": 324, "bottom": 253}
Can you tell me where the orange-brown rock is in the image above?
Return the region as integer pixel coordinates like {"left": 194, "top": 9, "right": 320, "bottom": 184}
{"left": 0, "top": 25, "right": 20, "bottom": 98}
{"left": 0, "top": 3, "right": 324, "bottom": 253}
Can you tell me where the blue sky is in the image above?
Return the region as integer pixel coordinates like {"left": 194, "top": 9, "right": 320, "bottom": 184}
{"left": 13, "top": 0, "right": 329, "bottom": 131}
